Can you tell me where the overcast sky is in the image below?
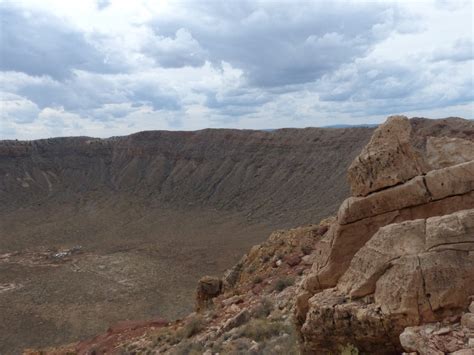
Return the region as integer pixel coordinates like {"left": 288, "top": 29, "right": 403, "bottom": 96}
{"left": 0, "top": 0, "right": 472, "bottom": 139}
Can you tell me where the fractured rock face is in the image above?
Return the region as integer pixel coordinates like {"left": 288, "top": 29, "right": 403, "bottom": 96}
{"left": 297, "top": 116, "right": 474, "bottom": 354}
{"left": 306, "top": 127, "right": 474, "bottom": 294}
{"left": 347, "top": 115, "right": 427, "bottom": 197}
{"left": 426, "top": 136, "right": 474, "bottom": 170}
{"left": 424, "top": 160, "right": 474, "bottom": 200}
{"left": 338, "top": 176, "right": 430, "bottom": 225}
{"left": 300, "top": 210, "right": 474, "bottom": 354}
{"left": 347, "top": 116, "right": 474, "bottom": 198}
{"left": 310, "top": 188, "right": 474, "bottom": 293}
{"left": 340, "top": 209, "right": 474, "bottom": 302}
{"left": 400, "top": 303, "right": 474, "bottom": 355}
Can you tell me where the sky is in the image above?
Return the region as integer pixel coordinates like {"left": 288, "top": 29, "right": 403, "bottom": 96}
{"left": 0, "top": 0, "right": 473, "bottom": 139}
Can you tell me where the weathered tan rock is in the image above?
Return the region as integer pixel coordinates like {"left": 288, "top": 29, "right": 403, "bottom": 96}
{"left": 461, "top": 313, "right": 474, "bottom": 330}
{"left": 338, "top": 176, "right": 430, "bottom": 225}
{"left": 297, "top": 116, "right": 474, "bottom": 353}
{"left": 347, "top": 115, "right": 427, "bottom": 197}
{"left": 300, "top": 210, "right": 474, "bottom": 354}
{"left": 340, "top": 160, "right": 474, "bottom": 225}
{"left": 338, "top": 219, "right": 426, "bottom": 298}
{"left": 426, "top": 136, "right": 474, "bottom": 169}
{"left": 376, "top": 255, "right": 433, "bottom": 323}
{"left": 294, "top": 291, "right": 312, "bottom": 326}
{"left": 309, "top": 191, "right": 474, "bottom": 292}
{"left": 310, "top": 151, "right": 474, "bottom": 293}
{"left": 347, "top": 116, "right": 474, "bottom": 198}
{"left": 452, "top": 350, "right": 474, "bottom": 355}
{"left": 339, "top": 210, "right": 474, "bottom": 300}
{"left": 400, "top": 321, "right": 473, "bottom": 355}
{"left": 221, "top": 309, "right": 250, "bottom": 332}
{"left": 425, "top": 160, "right": 474, "bottom": 200}
{"left": 222, "top": 256, "right": 245, "bottom": 289}
{"left": 301, "top": 288, "right": 402, "bottom": 354}
{"left": 399, "top": 326, "right": 444, "bottom": 355}
{"left": 425, "top": 208, "right": 474, "bottom": 250}
{"left": 312, "top": 211, "right": 400, "bottom": 291}
{"left": 195, "top": 276, "right": 222, "bottom": 312}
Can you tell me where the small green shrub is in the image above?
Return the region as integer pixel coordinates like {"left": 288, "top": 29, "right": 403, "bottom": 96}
{"left": 339, "top": 343, "right": 360, "bottom": 355}
{"left": 273, "top": 277, "right": 295, "bottom": 292}
{"left": 301, "top": 244, "right": 313, "bottom": 255}
{"left": 173, "top": 340, "right": 204, "bottom": 355}
{"left": 182, "top": 315, "right": 205, "bottom": 338}
{"left": 252, "top": 297, "right": 274, "bottom": 318}
{"left": 260, "top": 326, "right": 300, "bottom": 355}
{"left": 237, "top": 319, "right": 288, "bottom": 341}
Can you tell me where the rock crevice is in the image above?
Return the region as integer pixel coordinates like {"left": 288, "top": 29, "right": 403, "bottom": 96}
{"left": 297, "top": 116, "right": 474, "bottom": 354}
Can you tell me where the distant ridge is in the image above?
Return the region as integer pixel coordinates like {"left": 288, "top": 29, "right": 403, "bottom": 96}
{"left": 258, "top": 124, "right": 379, "bottom": 132}
{"left": 323, "top": 123, "right": 379, "bottom": 128}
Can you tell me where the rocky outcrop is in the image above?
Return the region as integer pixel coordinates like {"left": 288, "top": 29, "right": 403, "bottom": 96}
{"left": 195, "top": 276, "right": 223, "bottom": 312}
{"left": 426, "top": 136, "right": 474, "bottom": 169}
{"left": 302, "top": 116, "right": 474, "bottom": 293}
{"left": 339, "top": 210, "right": 474, "bottom": 301}
{"left": 297, "top": 116, "right": 474, "bottom": 354}
{"left": 347, "top": 116, "right": 428, "bottom": 197}
{"left": 304, "top": 167, "right": 474, "bottom": 293}
{"left": 400, "top": 300, "right": 474, "bottom": 354}
{"left": 300, "top": 209, "right": 474, "bottom": 353}
{"left": 347, "top": 115, "right": 474, "bottom": 197}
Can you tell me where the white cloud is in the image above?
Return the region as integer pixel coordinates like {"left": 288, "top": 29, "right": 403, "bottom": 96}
{"left": 0, "top": 92, "right": 40, "bottom": 123}
{"left": 143, "top": 28, "right": 207, "bottom": 68}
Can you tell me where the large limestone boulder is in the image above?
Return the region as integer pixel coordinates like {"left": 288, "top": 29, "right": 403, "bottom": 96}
{"left": 424, "top": 160, "right": 474, "bottom": 200}
{"left": 347, "top": 116, "right": 427, "bottom": 197}
{"left": 195, "top": 276, "right": 222, "bottom": 311}
{"left": 308, "top": 176, "right": 474, "bottom": 292}
{"left": 299, "top": 209, "right": 474, "bottom": 354}
{"left": 347, "top": 116, "right": 474, "bottom": 198}
{"left": 426, "top": 136, "right": 474, "bottom": 170}
{"left": 298, "top": 116, "right": 474, "bottom": 353}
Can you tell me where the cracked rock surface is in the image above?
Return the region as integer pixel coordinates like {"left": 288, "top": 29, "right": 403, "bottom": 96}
{"left": 297, "top": 116, "right": 474, "bottom": 354}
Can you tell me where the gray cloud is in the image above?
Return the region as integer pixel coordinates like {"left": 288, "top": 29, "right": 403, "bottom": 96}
{"left": 318, "top": 61, "right": 422, "bottom": 102}
{"left": 0, "top": 3, "right": 121, "bottom": 80}
{"left": 317, "top": 57, "right": 473, "bottom": 116}
{"left": 148, "top": 1, "right": 406, "bottom": 87}
{"left": 2, "top": 70, "right": 181, "bottom": 121}
{"left": 205, "top": 87, "right": 272, "bottom": 116}
{"left": 97, "top": 0, "right": 111, "bottom": 10}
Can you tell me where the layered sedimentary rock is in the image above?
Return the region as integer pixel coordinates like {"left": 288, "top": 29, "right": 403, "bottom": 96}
{"left": 297, "top": 116, "right": 474, "bottom": 354}
{"left": 347, "top": 115, "right": 474, "bottom": 197}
